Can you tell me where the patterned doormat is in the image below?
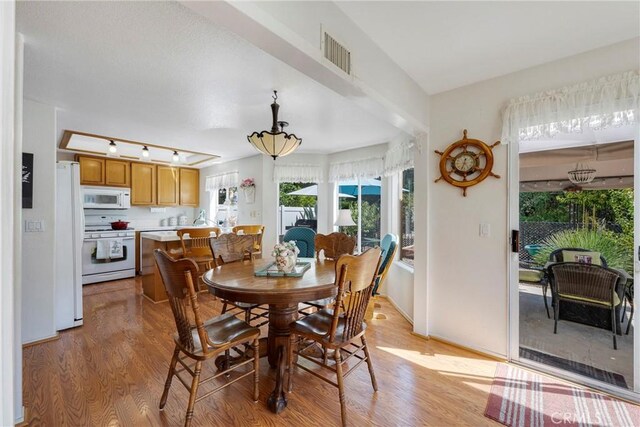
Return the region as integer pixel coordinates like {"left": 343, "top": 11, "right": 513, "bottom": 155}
{"left": 485, "top": 364, "right": 639, "bottom": 427}
{"left": 520, "top": 347, "right": 628, "bottom": 389}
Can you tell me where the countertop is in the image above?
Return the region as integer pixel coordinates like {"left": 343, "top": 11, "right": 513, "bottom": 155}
{"left": 140, "top": 230, "right": 224, "bottom": 242}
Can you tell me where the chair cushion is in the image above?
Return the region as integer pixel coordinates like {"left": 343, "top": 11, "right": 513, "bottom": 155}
{"left": 561, "top": 250, "right": 602, "bottom": 266}
{"left": 558, "top": 292, "right": 621, "bottom": 307}
{"left": 175, "top": 312, "right": 259, "bottom": 355}
{"left": 292, "top": 308, "right": 366, "bottom": 346}
{"left": 519, "top": 268, "right": 544, "bottom": 283}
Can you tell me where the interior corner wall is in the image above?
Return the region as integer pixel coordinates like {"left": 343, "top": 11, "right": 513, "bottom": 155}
{"left": 426, "top": 38, "right": 640, "bottom": 357}
{"left": 21, "top": 99, "right": 57, "bottom": 344}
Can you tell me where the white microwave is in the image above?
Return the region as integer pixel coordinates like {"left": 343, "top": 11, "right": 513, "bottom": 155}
{"left": 82, "top": 186, "right": 131, "bottom": 209}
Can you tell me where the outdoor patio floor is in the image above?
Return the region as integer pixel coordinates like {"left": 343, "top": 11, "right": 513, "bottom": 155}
{"left": 519, "top": 283, "right": 634, "bottom": 390}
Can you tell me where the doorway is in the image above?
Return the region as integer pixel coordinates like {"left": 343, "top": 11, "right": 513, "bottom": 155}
{"left": 509, "top": 129, "right": 639, "bottom": 399}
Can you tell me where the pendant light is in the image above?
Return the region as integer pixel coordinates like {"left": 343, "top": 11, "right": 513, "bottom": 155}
{"left": 108, "top": 140, "right": 117, "bottom": 153}
{"left": 247, "top": 90, "right": 302, "bottom": 160}
{"left": 172, "top": 151, "right": 180, "bottom": 163}
{"left": 141, "top": 146, "right": 150, "bottom": 158}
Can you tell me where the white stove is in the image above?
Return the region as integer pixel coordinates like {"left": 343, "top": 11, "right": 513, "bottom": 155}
{"left": 82, "top": 215, "right": 136, "bottom": 284}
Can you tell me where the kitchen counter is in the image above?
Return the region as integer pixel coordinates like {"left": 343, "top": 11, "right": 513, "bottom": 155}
{"left": 140, "top": 230, "right": 219, "bottom": 242}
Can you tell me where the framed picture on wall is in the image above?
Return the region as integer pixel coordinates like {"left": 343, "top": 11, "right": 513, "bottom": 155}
{"left": 22, "top": 152, "right": 34, "bottom": 209}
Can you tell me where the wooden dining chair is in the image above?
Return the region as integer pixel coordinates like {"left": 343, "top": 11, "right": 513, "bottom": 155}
{"left": 298, "top": 232, "right": 357, "bottom": 316}
{"left": 288, "top": 248, "right": 382, "bottom": 427}
{"left": 314, "top": 232, "right": 356, "bottom": 260}
{"left": 232, "top": 224, "right": 265, "bottom": 254}
{"left": 176, "top": 227, "right": 220, "bottom": 270}
{"left": 209, "top": 234, "right": 269, "bottom": 327}
{"left": 153, "top": 249, "right": 259, "bottom": 427}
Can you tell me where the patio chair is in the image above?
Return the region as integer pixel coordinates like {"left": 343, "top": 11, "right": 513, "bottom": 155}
{"left": 519, "top": 263, "right": 550, "bottom": 318}
{"left": 283, "top": 227, "right": 316, "bottom": 257}
{"left": 548, "top": 262, "right": 624, "bottom": 350}
{"left": 624, "top": 281, "right": 634, "bottom": 335}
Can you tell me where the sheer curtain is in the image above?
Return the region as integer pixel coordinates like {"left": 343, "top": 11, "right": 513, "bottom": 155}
{"left": 273, "top": 164, "right": 324, "bottom": 183}
{"left": 502, "top": 70, "right": 639, "bottom": 144}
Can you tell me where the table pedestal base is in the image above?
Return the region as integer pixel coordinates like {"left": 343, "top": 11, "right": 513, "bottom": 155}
{"left": 266, "top": 304, "right": 297, "bottom": 414}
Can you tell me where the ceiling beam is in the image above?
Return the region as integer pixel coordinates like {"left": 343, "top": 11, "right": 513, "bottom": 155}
{"left": 180, "top": 1, "right": 429, "bottom": 137}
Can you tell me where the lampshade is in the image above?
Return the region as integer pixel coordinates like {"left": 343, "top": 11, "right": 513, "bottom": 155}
{"left": 247, "top": 90, "right": 302, "bottom": 160}
{"left": 334, "top": 209, "right": 356, "bottom": 227}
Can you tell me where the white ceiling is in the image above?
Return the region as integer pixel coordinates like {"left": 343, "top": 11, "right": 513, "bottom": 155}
{"left": 17, "top": 1, "right": 403, "bottom": 163}
{"left": 336, "top": 1, "right": 640, "bottom": 94}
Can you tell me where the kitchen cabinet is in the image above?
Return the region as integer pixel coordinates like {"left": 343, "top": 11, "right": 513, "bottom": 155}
{"left": 105, "top": 159, "right": 130, "bottom": 187}
{"left": 131, "top": 162, "right": 156, "bottom": 205}
{"left": 78, "top": 156, "right": 105, "bottom": 185}
{"left": 157, "top": 166, "right": 179, "bottom": 205}
{"left": 179, "top": 168, "right": 199, "bottom": 207}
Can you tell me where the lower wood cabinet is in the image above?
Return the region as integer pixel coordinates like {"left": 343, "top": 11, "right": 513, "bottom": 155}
{"left": 157, "top": 166, "right": 179, "bottom": 206}
{"left": 131, "top": 162, "right": 156, "bottom": 205}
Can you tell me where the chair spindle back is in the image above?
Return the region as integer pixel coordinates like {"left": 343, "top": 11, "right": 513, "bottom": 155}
{"left": 153, "top": 249, "right": 211, "bottom": 354}
{"left": 177, "top": 227, "right": 219, "bottom": 260}
{"left": 329, "top": 248, "right": 382, "bottom": 342}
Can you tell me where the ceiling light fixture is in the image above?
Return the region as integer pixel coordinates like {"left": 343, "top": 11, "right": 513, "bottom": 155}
{"left": 172, "top": 150, "right": 180, "bottom": 163}
{"left": 247, "top": 90, "right": 302, "bottom": 160}
{"left": 567, "top": 163, "right": 596, "bottom": 185}
{"left": 141, "top": 146, "right": 150, "bottom": 158}
{"left": 108, "top": 140, "right": 117, "bottom": 154}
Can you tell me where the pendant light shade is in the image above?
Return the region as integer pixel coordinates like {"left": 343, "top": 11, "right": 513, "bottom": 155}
{"left": 172, "top": 151, "right": 180, "bottom": 163}
{"left": 141, "top": 145, "right": 150, "bottom": 158}
{"left": 108, "top": 140, "right": 117, "bottom": 153}
{"left": 247, "top": 90, "right": 302, "bottom": 160}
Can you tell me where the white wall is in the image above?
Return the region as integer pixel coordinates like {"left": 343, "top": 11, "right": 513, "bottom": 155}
{"left": 0, "top": 2, "right": 17, "bottom": 423}
{"left": 425, "top": 38, "right": 640, "bottom": 357}
{"left": 21, "top": 99, "right": 57, "bottom": 344}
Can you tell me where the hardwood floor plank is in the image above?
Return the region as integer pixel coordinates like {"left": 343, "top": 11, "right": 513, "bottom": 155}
{"left": 24, "top": 277, "right": 501, "bottom": 426}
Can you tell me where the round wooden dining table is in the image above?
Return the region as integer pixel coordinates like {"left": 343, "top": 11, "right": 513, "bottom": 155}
{"left": 202, "top": 257, "right": 337, "bottom": 414}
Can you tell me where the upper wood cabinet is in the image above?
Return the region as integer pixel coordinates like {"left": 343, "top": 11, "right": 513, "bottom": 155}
{"left": 78, "top": 156, "right": 105, "bottom": 185}
{"left": 179, "top": 168, "right": 199, "bottom": 207}
{"left": 131, "top": 163, "right": 156, "bottom": 205}
{"left": 157, "top": 166, "right": 179, "bottom": 206}
{"left": 105, "top": 159, "right": 130, "bottom": 187}
{"left": 77, "top": 155, "right": 199, "bottom": 206}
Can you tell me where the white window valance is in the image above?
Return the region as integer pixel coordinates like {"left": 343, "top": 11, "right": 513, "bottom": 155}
{"left": 502, "top": 70, "right": 640, "bottom": 144}
{"left": 273, "top": 164, "right": 324, "bottom": 183}
{"left": 329, "top": 157, "right": 384, "bottom": 182}
{"left": 205, "top": 171, "right": 239, "bottom": 192}
{"left": 383, "top": 137, "right": 416, "bottom": 176}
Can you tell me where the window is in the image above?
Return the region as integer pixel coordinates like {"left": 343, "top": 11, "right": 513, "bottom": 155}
{"left": 278, "top": 182, "right": 318, "bottom": 240}
{"left": 337, "top": 178, "right": 382, "bottom": 252}
{"left": 209, "top": 186, "right": 238, "bottom": 227}
{"left": 400, "top": 168, "right": 414, "bottom": 265}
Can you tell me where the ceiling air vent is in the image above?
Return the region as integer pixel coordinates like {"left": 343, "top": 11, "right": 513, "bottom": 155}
{"left": 323, "top": 32, "right": 351, "bottom": 75}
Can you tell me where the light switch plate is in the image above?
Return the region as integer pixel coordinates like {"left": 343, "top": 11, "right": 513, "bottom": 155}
{"left": 479, "top": 222, "right": 490, "bottom": 238}
{"left": 25, "top": 219, "right": 45, "bottom": 232}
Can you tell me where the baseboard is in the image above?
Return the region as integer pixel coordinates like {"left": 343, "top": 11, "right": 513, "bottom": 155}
{"left": 384, "top": 295, "right": 414, "bottom": 325}
{"left": 428, "top": 335, "right": 506, "bottom": 361}
{"left": 22, "top": 333, "right": 59, "bottom": 348}
{"left": 14, "top": 405, "right": 27, "bottom": 426}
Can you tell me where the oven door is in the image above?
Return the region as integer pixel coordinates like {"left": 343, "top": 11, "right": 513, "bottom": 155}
{"left": 82, "top": 237, "right": 135, "bottom": 282}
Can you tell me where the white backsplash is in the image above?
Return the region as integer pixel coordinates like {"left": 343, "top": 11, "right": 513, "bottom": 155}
{"left": 85, "top": 206, "right": 197, "bottom": 229}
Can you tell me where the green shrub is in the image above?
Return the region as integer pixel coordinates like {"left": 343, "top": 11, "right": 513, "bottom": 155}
{"left": 533, "top": 228, "right": 633, "bottom": 273}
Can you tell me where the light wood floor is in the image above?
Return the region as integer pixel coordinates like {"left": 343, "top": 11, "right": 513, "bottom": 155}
{"left": 23, "top": 278, "right": 501, "bottom": 426}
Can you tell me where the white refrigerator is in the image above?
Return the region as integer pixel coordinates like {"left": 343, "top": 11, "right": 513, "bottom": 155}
{"left": 55, "top": 161, "right": 84, "bottom": 330}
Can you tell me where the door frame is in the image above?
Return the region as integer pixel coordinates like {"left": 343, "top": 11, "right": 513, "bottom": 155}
{"left": 507, "top": 133, "right": 640, "bottom": 401}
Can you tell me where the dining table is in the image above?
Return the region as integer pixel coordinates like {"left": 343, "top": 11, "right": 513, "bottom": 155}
{"left": 202, "top": 257, "right": 337, "bottom": 414}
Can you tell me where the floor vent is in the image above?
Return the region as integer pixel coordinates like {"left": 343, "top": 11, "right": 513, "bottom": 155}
{"left": 323, "top": 32, "right": 351, "bottom": 75}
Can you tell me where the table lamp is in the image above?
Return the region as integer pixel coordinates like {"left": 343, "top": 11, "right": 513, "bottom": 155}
{"left": 334, "top": 209, "right": 356, "bottom": 227}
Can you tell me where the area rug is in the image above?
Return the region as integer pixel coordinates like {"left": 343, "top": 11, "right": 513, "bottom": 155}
{"left": 485, "top": 364, "right": 640, "bottom": 427}
{"left": 520, "top": 347, "right": 628, "bottom": 389}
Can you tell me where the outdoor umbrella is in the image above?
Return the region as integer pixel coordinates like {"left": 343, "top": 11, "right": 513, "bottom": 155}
{"left": 338, "top": 178, "right": 382, "bottom": 196}
{"left": 287, "top": 184, "right": 355, "bottom": 198}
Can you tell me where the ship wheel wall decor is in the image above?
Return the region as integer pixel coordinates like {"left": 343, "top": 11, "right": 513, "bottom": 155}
{"left": 434, "top": 129, "right": 500, "bottom": 196}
